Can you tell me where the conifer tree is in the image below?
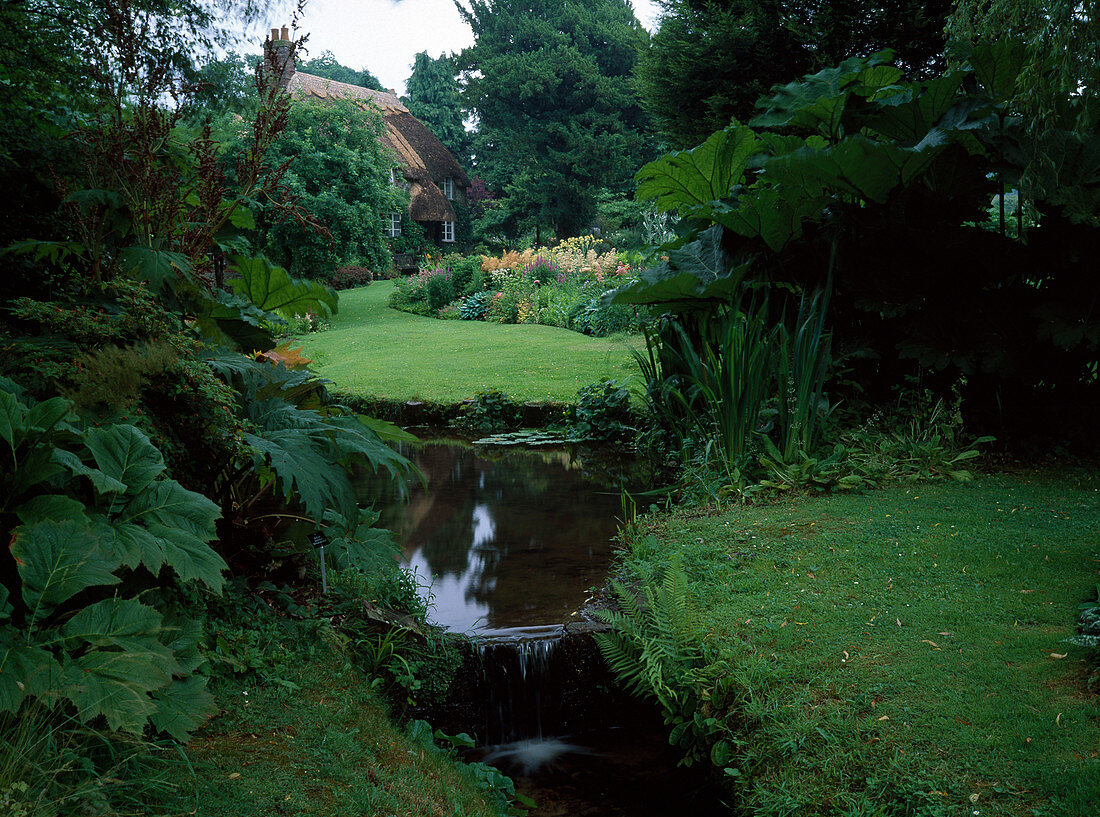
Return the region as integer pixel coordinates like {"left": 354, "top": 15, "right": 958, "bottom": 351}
{"left": 456, "top": 0, "right": 653, "bottom": 238}
{"left": 404, "top": 51, "right": 471, "bottom": 168}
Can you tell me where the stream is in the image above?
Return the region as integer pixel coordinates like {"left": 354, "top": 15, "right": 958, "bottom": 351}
{"left": 375, "top": 439, "right": 723, "bottom": 816}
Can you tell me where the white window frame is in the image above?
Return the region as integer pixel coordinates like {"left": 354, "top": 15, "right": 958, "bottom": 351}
{"left": 385, "top": 211, "right": 402, "bottom": 238}
{"left": 441, "top": 220, "right": 455, "bottom": 243}
{"left": 443, "top": 176, "right": 454, "bottom": 199}
{"left": 390, "top": 167, "right": 400, "bottom": 185}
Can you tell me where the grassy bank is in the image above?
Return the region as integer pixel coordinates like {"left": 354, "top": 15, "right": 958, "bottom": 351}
{"left": 610, "top": 467, "right": 1100, "bottom": 815}
{"left": 297, "top": 280, "right": 639, "bottom": 403}
{"left": 159, "top": 656, "right": 510, "bottom": 817}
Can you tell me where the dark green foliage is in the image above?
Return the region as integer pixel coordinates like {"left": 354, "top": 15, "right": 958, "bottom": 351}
{"left": 389, "top": 268, "right": 457, "bottom": 316}
{"left": 566, "top": 380, "right": 637, "bottom": 443}
{"left": 567, "top": 297, "right": 640, "bottom": 337}
{"left": 616, "top": 43, "right": 1100, "bottom": 443}
{"left": 457, "top": 0, "right": 654, "bottom": 237}
{"left": 0, "top": 12, "right": 416, "bottom": 809}
{"left": 594, "top": 192, "right": 650, "bottom": 252}
{"left": 0, "top": 386, "right": 221, "bottom": 740}
{"left": 299, "top": 50, "right": 384, "bottom": 91}
{"left": 182, "top": 52, "right": 260, "bottom": 124}
{"left": 637, "top": 0, "right": 811, "bottom": 148}
{"left": 455, "top": 390, "right": 523, "bottom": 432}
{"left": 390, "top": 215, "right": 427, "bottom": 256}
{"left": 440, "top": 253, "right": 483, "bottom": 296}
{"left": 597, "top": 565, "right": 707, "bottom": 714}
{"left": 425, "top": 270, "right": 456, "bottom": 313}
{"left": 404, "top": 52, "right": 471, "bottom": 167}
{"left": 638, "top": 0, "right": 953, "bottom": 148}
{"left": 948, "top": 0, "right": 1100, "bottom": 130}
{"left": 250, "top": 98, "right": 399, "bottom": 281}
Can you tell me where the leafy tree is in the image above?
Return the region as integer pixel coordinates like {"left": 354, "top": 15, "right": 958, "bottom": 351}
{"left": 250, "top": 97, "right": 401, "bottom": 281}
{"left": 947, "top": 0, "right": 1100, "bottom": 128}
{"left": 403, "top": 50, "right": 471, "bottom": 167}
{"left": 299, "top": 50, "right": 385, "bottom": 91}
{"left": 637, "top": 0, "right": 953, "bottom": 148}
{"left": 456, "top": 0, "right": 654, "bottom": 238}
{"left": 184, "top": 51, "right": 262, "bottom": 122}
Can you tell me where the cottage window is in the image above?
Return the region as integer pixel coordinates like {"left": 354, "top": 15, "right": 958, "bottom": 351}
{"left": 443, "top": 176, "right": 454, "bottom": 199}
{"left": 441, "top": 220, "right": 455, "bottom": 242}
{"left": 390, "top": 168, "right": 399, "bottom": 185}
{"left": 385, "top": 212, "right": 402, "bottom": 238}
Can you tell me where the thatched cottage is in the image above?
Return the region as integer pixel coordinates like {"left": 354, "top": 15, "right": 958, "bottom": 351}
{"left": 261, "top": 27, "right": 469, "bottom": 248}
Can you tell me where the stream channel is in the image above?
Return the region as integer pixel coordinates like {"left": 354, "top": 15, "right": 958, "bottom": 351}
{"left": 374, "top": 438, "right": 722, "bottom": 816}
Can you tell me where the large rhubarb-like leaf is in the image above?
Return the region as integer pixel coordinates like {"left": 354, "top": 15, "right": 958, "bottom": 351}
{"left": 122, "top": 480, "right": 224, "bottom": 590}
{"left": 119, "top": 246, "right": 194, "bottom": 293}
{"left": 61, "top": 647, "right": 172, "bottom": 733}
{"left": 61, "top": 598, "right": 166, "bottom": 653}
{"left": 12, "top": 520, "right": 119, "bottom": 623}
{"left": 229, "top": 254, "right": 338, "bottom": 320}
{"left": 610, "top": 226, "right": 750, "bottom": 307}
{"left": 150, "top": 676, "right": 218, "bottom": 742}
{"left": 52, "top": 448, "right": 127, "bottom": 495}
{"left": 83, "top": 425, "right": 166, "bottom": 495}
{"left": 635, "top": 126, "right": 761, "bottom": 214}
{"left": 0, "top": 634, "right": 63, "bottom": 714}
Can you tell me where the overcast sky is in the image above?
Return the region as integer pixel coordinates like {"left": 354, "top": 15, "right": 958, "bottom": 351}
{"left": 243, "top": 0, "right": 662, "bottom": 96}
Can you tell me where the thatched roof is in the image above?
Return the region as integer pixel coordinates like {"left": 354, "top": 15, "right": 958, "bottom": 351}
{"left": 286, "top": 72, "right": 469, "bottom": 224}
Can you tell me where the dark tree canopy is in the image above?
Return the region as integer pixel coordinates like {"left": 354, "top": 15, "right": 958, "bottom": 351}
{"left": 298, "top": 50, "right": 384, "bottom": 91}
{"left": 456, "top": 0, "right": 654, "bottom": 238}
{"left": 403, "top": 51, "right": 471, "bottom": 168}
{"left": 638, "top": 0, "right": 953, "bottom": 148}
{"left": 636, "top": 1, "right": 810, "bottom": 149}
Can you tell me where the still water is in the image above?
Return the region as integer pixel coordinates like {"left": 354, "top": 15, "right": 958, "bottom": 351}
{"left": 377, "top": 440, "right": 635, "bottom": 634}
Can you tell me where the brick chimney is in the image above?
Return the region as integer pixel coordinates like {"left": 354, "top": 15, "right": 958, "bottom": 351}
{"left": 262, "top": 26, "right": 296, "bottom": 90}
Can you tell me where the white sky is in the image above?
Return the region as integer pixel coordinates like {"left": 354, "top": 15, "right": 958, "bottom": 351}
{"left": 244, "top": 0, "right": 662, "bottom": 96}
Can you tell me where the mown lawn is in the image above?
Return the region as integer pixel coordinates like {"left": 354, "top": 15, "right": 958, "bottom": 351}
{"left": 620, "top": 467, "right": 1100, "bottom": 816}
{"left": 296, "top": 280, "right": 640, "bottom": 403}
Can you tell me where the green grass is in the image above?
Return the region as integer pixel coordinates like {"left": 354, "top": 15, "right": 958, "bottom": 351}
{"left": 161, "top": 658, "right": 504, "bottom": 817}
{"left": 619, "top": 468, "right": 1100, "bottom": 815}
{"left": 297, "top": 280, "right": 640, "bottom": 403}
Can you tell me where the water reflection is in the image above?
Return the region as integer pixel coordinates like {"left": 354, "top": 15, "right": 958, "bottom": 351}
{"left": 373, "top": 442, "right": 633, "bottom": 634}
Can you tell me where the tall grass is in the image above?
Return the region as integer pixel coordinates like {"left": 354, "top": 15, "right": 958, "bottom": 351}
{"left": 0, "top": 707, "right": 190, "bottom": 815}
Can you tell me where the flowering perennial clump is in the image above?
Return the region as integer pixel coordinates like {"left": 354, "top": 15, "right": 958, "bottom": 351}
{"left": 392, "top": 241, "right": 644, "bottom": 337}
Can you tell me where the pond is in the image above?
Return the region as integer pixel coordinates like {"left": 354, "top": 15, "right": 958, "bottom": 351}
{"left": 376, "top": 439, "right": 638, "bottom": 634}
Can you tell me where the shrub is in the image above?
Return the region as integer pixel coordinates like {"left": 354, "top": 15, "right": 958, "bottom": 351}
{"left": 440, "top": 253, "right": 483, "bottom": 296}
{"left": 437, "top": 302, "right": 462, "bottom": 320}
{"left": 590, "top": 301, "right": 638, "bottom": 337}
{"left": 485, "top": 289, "right": 519, "bottom": 323}
{"left": 388, "top": 267, "right": 455, "bottom": 315}
{"left": 330, "top": 265, "right": 374, "bottom": 290}
{"left": 424, "top": 268, "right": 455, "bottom": 312}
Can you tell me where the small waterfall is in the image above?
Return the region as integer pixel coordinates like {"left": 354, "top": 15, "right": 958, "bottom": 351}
{"left": 478, "top": 625, "right": 565, "bottom": 745}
